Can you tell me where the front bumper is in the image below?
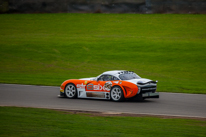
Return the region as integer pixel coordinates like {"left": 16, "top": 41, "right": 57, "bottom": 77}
{"left": 142, "top": 92, "right": 159, "bottom": 98}
{"left": 59, "top": 88, "right": 65, "bottom": 97}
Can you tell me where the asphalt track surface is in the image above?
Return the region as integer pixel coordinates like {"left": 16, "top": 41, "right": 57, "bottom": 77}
{"left": 0, "top": 84, "right": 206, "bottom": 118}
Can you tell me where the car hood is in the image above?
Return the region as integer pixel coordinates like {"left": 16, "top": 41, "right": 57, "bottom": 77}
{"left": 125, "top": 78, "right": 154, "bottom": 85}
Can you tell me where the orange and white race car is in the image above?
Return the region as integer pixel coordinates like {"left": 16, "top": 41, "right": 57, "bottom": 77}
{"left": 59, "top": 70, "right": 159, "bottom": 101}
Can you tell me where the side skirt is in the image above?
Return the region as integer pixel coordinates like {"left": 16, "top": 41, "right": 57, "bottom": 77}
{"left": 77, "top": 88, "right": 110, "bottom": 100}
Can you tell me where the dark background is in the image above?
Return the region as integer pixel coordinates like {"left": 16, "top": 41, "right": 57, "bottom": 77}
{"left": 0, "top": 0, "right": 206, "bottom": 14}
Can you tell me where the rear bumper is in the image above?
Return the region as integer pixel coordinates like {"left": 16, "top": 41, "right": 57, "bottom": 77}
{"left": 142, "top": 92, "right": 159, "bottom": 98}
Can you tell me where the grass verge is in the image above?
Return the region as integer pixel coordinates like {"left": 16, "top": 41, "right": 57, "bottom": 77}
{"left": 0, "top": 13, "right": 206, "bottom": 94}
{"left": 0, "top": 106, "right": 205, "bottom": 137}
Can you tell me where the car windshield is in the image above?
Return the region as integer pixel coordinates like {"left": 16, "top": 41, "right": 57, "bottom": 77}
{"left": 119, "top": 73, "right": 141, "bottom": 80}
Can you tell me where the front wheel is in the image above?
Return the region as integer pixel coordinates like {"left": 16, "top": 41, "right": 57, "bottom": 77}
{"left": 110, "top": 86, "right": 124, "bottom": 102}
{"left": 64, "top": 83, "right": 77, "bottom": 99}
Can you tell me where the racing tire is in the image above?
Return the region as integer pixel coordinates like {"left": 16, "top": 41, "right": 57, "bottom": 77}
{"left": 110, "top": 86, "right": 124, "bottom": 102}
{"left": 64, "top": 83, "right": 77, "bottom": 99}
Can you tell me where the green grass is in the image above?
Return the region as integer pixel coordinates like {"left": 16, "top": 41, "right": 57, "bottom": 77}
{"left": 0, "top": 13, "right": 206, "bottom": 94}
{"left": 0, "top": 107, "right": 205, "bottom": 137}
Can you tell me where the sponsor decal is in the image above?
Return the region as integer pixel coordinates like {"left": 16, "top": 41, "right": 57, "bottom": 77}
{"left": 85, "top": 81, "right": 88, "bottom": 85}
{"left": 77, "top": 83, "right": 86, "bottom": 89}
{"left": 77, "top": 83, "right": 111, "bottom": 91}
{"left": 119, "top": 71, "right": 134, "bottom": 74}
{"left": 93, "top": 84, "right": 110, "bottom": 91}
{"left": 87, "top": 84, "right": 93, "bottom": 90}
{"left": 104, "top": 81, "right": 112, "bottom": 91}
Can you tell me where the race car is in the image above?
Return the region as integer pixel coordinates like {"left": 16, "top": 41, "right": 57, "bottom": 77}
{"left": 59, "top": 70, "right": 159, "bottom": 101}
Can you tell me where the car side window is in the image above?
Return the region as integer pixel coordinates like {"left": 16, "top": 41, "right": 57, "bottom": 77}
{"left": 112, "top": 76, "right": 119, "bottom": 80}
{"left": 97, "top": 75, "right": 111, "bottom": 81}
{"left": 97, "top": 75, "right": 104, "bottom": 81}
{"left": 97, "top": 75, "right": 119, "bottom": 81}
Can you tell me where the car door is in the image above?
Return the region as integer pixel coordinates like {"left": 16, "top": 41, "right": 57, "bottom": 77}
{"left": 84, "top": 75, "right": 113, "bottom": 98}
{"left": 85, "top": 75, "right": 109, "bottom": 92}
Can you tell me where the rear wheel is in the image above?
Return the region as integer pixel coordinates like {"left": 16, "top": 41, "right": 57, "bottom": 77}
{"left": 110, "top": 86, "right": 124, "bottom": 102}
{"left": 64, "top": 83, "right": 77, "bottom": 99}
